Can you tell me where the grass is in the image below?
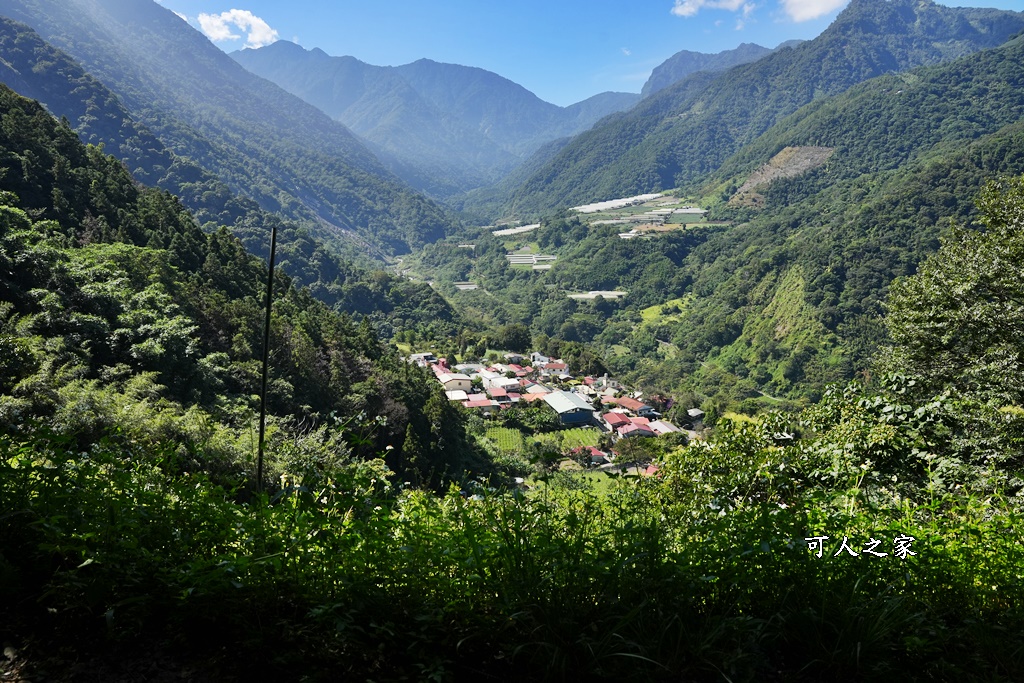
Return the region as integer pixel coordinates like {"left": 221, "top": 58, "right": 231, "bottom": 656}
{"left": 639, "top": 296, "right": 692, "bottom": 325}
{"left": 527, "top": 466, "right": 619, "bottom": 496}
{"left": 535, "top": 427, "right": 602, "bottom": 451}
{"left": 6, "top": 401, "right": 1024, "bottom": 682}
{"left": 486, "top": 427, "right": 526, "bottom": 453}
{"left": 721, "top": 410, "right": 757, "bottom": 424}
{"left": 486, "top": 427, "right": 602, "bottom": 456}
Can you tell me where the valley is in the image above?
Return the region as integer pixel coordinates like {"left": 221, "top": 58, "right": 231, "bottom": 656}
{"left": 2, "top": 0, "right": 1024, "bottom": 679}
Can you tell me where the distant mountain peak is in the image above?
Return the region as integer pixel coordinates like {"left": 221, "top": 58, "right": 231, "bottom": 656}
{"left": 232, "top": 45, "right": 640, "bottom": 198}
{"left": 640, "top": 42, "right": 777, "bottom": 98}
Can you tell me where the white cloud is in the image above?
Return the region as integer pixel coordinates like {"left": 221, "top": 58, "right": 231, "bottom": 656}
{"left": 671, "top": 0, "right": 746, "bottom": 18}
{"left": 674, "top": 0, "right": 842, "bottom": 23}
{"left": 173, "top": 11, "right": 188, "bottom": 22}
{"left": 197, "top": 9, "right": 279, "bottom": 48}
{"left": 621, "top": 47, "right": 632, "bottom": 56}
{"left": 779, "top": 0, "right": 849, "bottom": 22}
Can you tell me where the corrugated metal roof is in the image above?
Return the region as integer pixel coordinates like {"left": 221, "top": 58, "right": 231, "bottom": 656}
{"left": 544, "top": 391, "right": 595, "bottom": 414}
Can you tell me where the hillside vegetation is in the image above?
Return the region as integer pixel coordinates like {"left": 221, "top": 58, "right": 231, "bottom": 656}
{"left": 0, "top": 85, "right": 481, "bottom": 488}
{"left": 0, "top": 19, "right": 460, "bottom": 341}
{"left": 417, "top": 30, "right": 1024, "bottom": 413}
{"left": 4, "top": 130, "right": 1024, "bottom": 676}
{"left": 2, "top": 1, "right": 1024, "bottom": 679}
{"left": 0, "top": 0, "right": 457, "bottom": 257}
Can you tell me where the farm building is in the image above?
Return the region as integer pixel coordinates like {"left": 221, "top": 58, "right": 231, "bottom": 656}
{"left": 618, "top": 423, "right": 656, "bottom": 438}
{"left": 649, "top": 420, "right": 680, "bottom": 435}
{"left": 463, "top": 398, "right": 499, "bottom": 416}
{"left": 487, "top": 387, "right": 512, "bottom": 405}
{"left": 614, "top": 397, "right": 657, "bottom": 417}
{"left": 543, "top": 391, "right": 597, "bottom": 426}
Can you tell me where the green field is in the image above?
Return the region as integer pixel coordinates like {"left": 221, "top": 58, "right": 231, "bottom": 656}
{"left": 485, "top": 427, "right": 526, "bottom": 453}
{"left": 535, "top": 427, "right": 602, "bottom": 452}
{"left": 486, "top": 426, "right": 601, "bottom": 455}
{"left": 639, "top": 295, "right": 692, "bottom": 325}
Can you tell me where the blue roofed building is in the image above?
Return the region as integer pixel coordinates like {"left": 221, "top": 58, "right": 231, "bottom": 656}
{"left": 543, "top": 391, "right": 597, "bottom": 426}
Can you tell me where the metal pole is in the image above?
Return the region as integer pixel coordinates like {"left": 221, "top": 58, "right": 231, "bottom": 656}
{"left": 256, "top": 222, "right": 278, "bottom": 494}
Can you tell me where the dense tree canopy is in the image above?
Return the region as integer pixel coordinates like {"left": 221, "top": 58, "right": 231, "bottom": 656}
{"left": 885, "top": 175, "right": 1024, "bottom": 403}
{"left": 0, "top": 85, "right": 484, "bottom": 487}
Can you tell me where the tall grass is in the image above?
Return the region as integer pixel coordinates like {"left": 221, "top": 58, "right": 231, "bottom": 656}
{"left": 3, "top": 417, "right": 1023, "bottom": 681}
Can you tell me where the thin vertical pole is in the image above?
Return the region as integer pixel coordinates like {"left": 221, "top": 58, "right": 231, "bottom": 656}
{"left": 256, "top": 223, "right": 278, "bottom": 494}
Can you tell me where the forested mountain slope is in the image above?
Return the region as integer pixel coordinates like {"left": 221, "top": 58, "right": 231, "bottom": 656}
{"left": 0, "top": 18, "right": 460, "bottom": 339}
{"left": 0, "top": 84, "right": 481, "bottom": 484}
{"left": 425, "top": 33, "right": 1024, "bottom": 410}
{"left": 231, "top": 42, "right": 640, "bottom": 198}
{"left": 616, "top": 34, "right": 1024, "bottom": 406}
{"left": 505, "top": 0, "right": 1024, "bottom": 216}
{"left": 0, "top": 0, "right": 456, "bottom": 256}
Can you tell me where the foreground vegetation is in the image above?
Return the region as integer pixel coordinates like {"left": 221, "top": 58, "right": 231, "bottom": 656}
{"left": 3, "top": 376, "right": 1022, "bottom": 681}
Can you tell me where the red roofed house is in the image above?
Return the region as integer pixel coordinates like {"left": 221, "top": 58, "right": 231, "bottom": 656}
{"left": 603, "top": 411, "right": 631, "bottom": 431}
{"left": 487, "top": 387, "right": 511, "bottom": 405}
{"left": 618, "top": 422, "right": 656, "bottom": 438}
{"left": 463, "top": 398, "right": 499, "bottom": 416}
{"left": 614, "top": 397, "right": 657, "bottom": 417}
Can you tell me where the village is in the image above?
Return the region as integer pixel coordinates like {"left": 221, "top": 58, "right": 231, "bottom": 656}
{"left": 406, "top": 349, "right": 705, "bottom": 475}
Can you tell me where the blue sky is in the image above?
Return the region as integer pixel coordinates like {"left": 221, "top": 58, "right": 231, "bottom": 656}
{"left": 157, "top": 0, "right": 1024, "bottom": 106}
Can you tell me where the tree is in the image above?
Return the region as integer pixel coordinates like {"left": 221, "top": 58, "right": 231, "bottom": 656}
{"left": 884, "top": 176, "right": 1024, "bottom": 404}
{"left": 497, "top": 323, "right": 531, "bottom": 353}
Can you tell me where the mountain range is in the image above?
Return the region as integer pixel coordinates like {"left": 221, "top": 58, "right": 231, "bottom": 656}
{"left": 4, "top": 0, "right": 1024, "bottom": 408}
{"left": 231, "top": 41, "right": 640, "bottom": 199}
{"left": 640, "top": 41, "right": 799, "bottom": 98}
{"left": 0, "top": 0, "right": 455, "bottom": 258}
{"left": 0, "top": 14, "right": 464, "bottom": 335}
{"left": 497, "top": 0, "right": 1024, "bottom": 217}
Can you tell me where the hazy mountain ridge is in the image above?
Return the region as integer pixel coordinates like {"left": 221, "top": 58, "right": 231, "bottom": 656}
{"left": 502, "top": 0, "right": 1024, "bottom": 217}
{"left": 640, "top": 41, "right": 792, "bottom": 98}
{"left": 0, "top": 16, "right": 464, "bottom": 335}
{"left": 232, "top": 42, "right": 640, "bottom": 197}
{"left": 0, "top": 0, "right": 457, "bottom": 256}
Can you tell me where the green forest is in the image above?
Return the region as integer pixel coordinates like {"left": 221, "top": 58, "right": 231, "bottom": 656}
{"left": 499, "top": 0, "right": 1024, "bottom": 217}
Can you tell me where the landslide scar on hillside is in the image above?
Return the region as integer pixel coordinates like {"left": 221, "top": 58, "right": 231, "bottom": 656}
{"left": 729, "top": 146, "right": 834, "bottom": 208}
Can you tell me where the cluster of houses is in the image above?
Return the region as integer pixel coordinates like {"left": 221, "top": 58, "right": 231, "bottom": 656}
{"left": 407, "top": 351, "right": 703, "bottom": 444}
